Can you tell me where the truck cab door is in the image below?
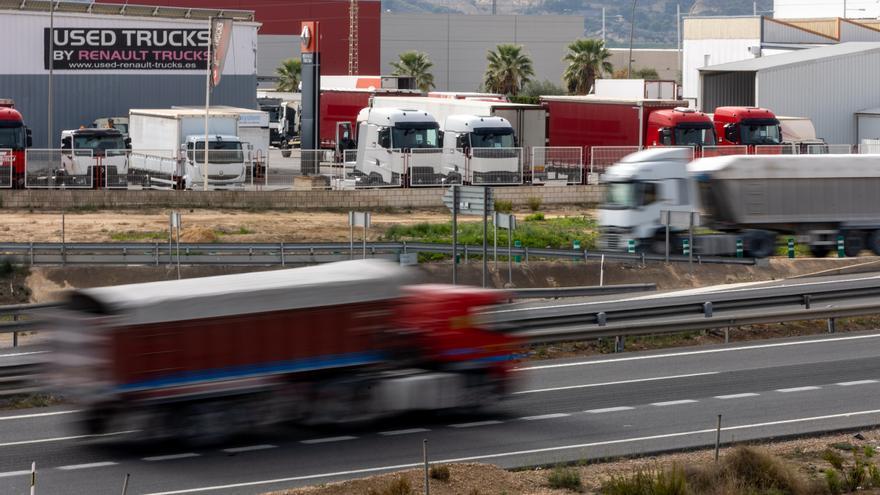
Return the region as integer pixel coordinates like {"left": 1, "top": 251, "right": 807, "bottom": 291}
{"left": 724, "top": 124, "right": 740, "bottom": 144}
{"left": 335, "top": 122, "right": 354, "bottom": 160}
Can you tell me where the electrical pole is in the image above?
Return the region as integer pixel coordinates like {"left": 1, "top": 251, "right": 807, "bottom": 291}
{"left": 628, "top": 0, "right": 637, "bottom": 78}
{"left": 677, "top": 3, "right": 682, "bottom": 85}
{"left": 602, "top": 7, "right": 606, "bottom": 43}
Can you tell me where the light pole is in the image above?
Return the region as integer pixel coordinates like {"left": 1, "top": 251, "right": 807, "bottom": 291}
{"left": 48, "top": 0, "right": 54, "bottom": 148}
{"left": 627, "top": 0, "right": 637, "bottom": 78}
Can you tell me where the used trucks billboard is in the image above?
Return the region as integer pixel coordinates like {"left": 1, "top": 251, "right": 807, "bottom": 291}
{"left": 44, "top": 28, "right": 211, "bottom": 70}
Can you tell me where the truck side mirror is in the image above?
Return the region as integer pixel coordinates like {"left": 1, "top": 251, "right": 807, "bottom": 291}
{"left": 724, "top": 123, "right": 740, "bottom": 143}
{"left": 25, "top": 128, "right": 32, "bottom": 148}
{"left": 378, "top": 128, "right": 391, "bottom": 149}
{"left": 61, "top": 136, "right": 71, "bottom": 150}
{"left": 124, "top": 137, "right": 132, "bottom": 150}
{"left": 659, "top": 128, "right": 673, "bottom": 145}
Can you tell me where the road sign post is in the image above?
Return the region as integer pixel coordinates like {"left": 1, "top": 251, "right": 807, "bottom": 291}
{"left": 787, "top": 238, "right": 795, "bottom": 258}
{"left": 349, "top": 211, "right": 371, "bottom": 259}
{"left": 514, "top": 240, "right": 522, "bottom": 263}
{"left": 736, "top": 239, "right": 743, "bottom": 258}
{"left": 838, "top": 235, "right": 845, "bottom": 258}
{"left": 443, "top": 186, "right": 493, "bottom": 286}
{"left": 495, "top": 213, "right": 516, "bottom": 285}
{"left": 452, "top": 186, "right": 458, "bottom": 284}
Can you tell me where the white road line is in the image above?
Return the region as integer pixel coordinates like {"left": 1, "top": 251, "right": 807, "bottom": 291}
{"left": 514, "top": 372, "right": 719, "bottom": 394}
{"left": 449, "top": 420, "right": 503, "bottom": 428}
{"left": 585, "top": 406, "right": 635, "bottom": 414}
{"left": 141, "top": 408, "right": 880, "bottom": 495}
{"left": 300, "top": 436, "right": 357, "bottom": 445}
{"left": 144, "top": 453, "right": 201, "bottom": 462}
{"left": 519, "top": 413, "right": 570, "bottom": 421}
{"left": 0, "top": 409, "right": 81, "bottom": 421}
{"left": 837, "top": 380, "right": 879, "bottom": 387}
{"left": 379, "top": 428, "right": 431, "bottom": 436}
{"left": 57, "top": 461, "right": 118, "bottom": 471}
{"left": 0, "top": 430, "right": 136, "bottom": 448}
{"left": 0, "top": 470, "right": 31, "bottom": 479}
{"left": 516, "top": 333, "right": 880, "bottom": 371}
{"left": 715, "top": 393, "right": 760, "bottom": 400}
{"left": 222, "top": 445, "right": 277, "bottom": 454}
{"left": 777, "top": 386, "right": 821, "bottom": 393}
{"left": 651, "top": 399, "right": 698, "bottom": 407}
{"left": 0, "top": 351, "right": 50, "bottom": 359}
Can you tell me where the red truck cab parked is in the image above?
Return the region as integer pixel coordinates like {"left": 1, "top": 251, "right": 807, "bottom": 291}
{"left": 713, "top": 106, "right": 782, "bottom": 146}
{"left": 646, "top": 107, "right": 716, "bottom": 147}
{"left": 0, "top": 99, "right": 32, "bottom": 188}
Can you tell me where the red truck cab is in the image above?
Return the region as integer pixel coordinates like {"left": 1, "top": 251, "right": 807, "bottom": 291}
{"left": 713, "top": 106, "right": 782, "bottom": 146}
{"left": 646, "top": 107, "right": 716, "bottom": 148}
{"left": 0, "top": 99, "right": 32, "bottom": 188}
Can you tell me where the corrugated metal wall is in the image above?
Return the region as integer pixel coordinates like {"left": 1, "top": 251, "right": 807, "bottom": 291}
{"left": 700, "top": 71, "right": 756, "bottom": 111}
{"left": 763, "top": 18, "right": 837, "bottom": 43}
{"left": 683, "top": 39, "right": 759, "bottom": 100}
{"left": 0, "top": 75, "right": 256, "bottom": 147}
{"left": 757, "top": 49, "right": 880, "bottom": 144}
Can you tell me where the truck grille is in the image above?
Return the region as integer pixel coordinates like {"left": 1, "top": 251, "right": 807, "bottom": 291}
{"left": 601, "top": 234, "right": 622, "bottom": 250}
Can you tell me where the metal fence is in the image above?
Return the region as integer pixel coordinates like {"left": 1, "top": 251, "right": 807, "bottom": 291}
{"left": 701, "top": 145, "right": 748, "bottom": 158}
{"left": 860, "top": 142, "right": 880, "bottom": 154}
{"left": 531, "top": 146, "right": 582, "bottom": 185}
{"left": 804, "top": 144, "right": 855, "bottom": 154}
{"left": 589, "top": 146, "right": 641, "bottom": 175}
{"left": 753, "top": 144, "right": 797, "bottom": 155}
{"left": 409, "top": 148, "right": 451, "bottom": 186}
{"left": 0, "top": 149, "right": 13, "bottom": 189}
{"left": 25, "top": 149, "right": 93, "bottom": 188}
{"left": 469, "top": 147, "right": 523, "bottom": 185}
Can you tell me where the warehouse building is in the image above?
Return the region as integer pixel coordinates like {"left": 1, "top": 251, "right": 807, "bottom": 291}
{"left": 0, "top": 1, "right": 259, "bottom": 147}
{"left": 698, "top": 42, "right": 880, "bottom": 144}
{"left": 774, "top": 0, "right": 880, "bottom": 19}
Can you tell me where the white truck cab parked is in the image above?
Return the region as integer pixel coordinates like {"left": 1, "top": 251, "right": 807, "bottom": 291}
{"left": 352, "top": 107, "right": 441, "bottom": 186}
{"left": 59, "top": 128, "right": 128, "bottom": 188}
{"left": 442, "top": 115, "right": 519, "bottom": 184}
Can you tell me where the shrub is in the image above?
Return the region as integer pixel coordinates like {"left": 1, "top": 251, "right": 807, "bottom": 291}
{"left": 603, "top": 467, "right": 686, "bottom": 495}
{"left": 429, "top": 464, "right": 450, "bottom": 482}
{"left": 527, "top": 196, "right": 542, "bottom": 212}
{"left": 825, "top": 469, "right": 843, "bottom": 495}
{"left": 525, "top": 212, "right": 545, "bottom": 222}
{"left": 367, "top": 476, "right": 413, "bottom": 495}
{"left": 547, "top": 466, "right": 582, "bottom": 491}
{"left": 494, "top": 199, "right": 513, "bottom": 214}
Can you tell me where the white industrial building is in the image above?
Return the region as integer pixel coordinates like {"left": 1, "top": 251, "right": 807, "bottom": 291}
{"left": 774, "top": 0, "right": 880, "bottom": 19}
{"left": 683, "top": 15, "right": 880, "bottom": 106}
{"left": 698, "top": 42, "right": 880, "bottom": 145}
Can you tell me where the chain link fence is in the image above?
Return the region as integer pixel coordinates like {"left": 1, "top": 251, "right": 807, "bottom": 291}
{"left": 531, "top": 146, "right": 583, "bottom": 185}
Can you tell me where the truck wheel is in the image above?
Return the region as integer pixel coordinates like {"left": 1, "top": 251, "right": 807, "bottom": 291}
{"left": 867, "top": 231, "right": 880, "bottom": 256}
{"left": 809, "top": 245, "right": 831, "bottom": 258}
{"left": 746, "top": 232, "right": 776, "bottom": 258}
{"left": 845, "top": 231, "right": 865, "bottom": 257}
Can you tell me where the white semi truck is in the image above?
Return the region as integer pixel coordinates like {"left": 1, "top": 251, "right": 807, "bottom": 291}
{"left": 58, "top": 128, "right": 128, "bottom": 188}
{"left": 442, "top": 115, "right": 520, "bottom": 184}
{"left": 350, "top": 107, "right": 442, "bottom": 186}
{"left": 128, "top": 108, "right": 248, "bottom": 190}
{"left": 599, "top": 147, "right": 880, "bottom": 258}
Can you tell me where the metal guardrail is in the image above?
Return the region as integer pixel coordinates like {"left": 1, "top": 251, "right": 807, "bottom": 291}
{"left": 0, "top": 241, "right": 756, "bottom": 266}
{"left": 509, "top": 283, "right": 656, "bottom": 299}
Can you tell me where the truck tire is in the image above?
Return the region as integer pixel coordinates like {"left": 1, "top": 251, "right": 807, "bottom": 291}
{"left": 809, "top": 245, "right": 831, "bottom": 258}
{"left": 867, "top": 231, "right": 880, "bottom": 256}
{"left": 845, "top": 231, "right": 865, "bottom": 257}
{"left": 746, "top": 231, "right": 776, "bottom": 258}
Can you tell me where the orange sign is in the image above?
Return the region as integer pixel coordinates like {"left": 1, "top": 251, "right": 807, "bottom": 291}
{"left": 300, "top": 21, "right": 319, "bottom": 53}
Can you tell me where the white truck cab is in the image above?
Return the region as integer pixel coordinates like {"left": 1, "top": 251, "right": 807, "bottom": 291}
{"left": 352, "top": 107, "right": 441, "bottom": 186}
{"left": 598, "top": 147, "right": 695, "bottom": 252}
{"left": 182, "top": 135, "right": 246, "bottom": 190}
{"left": 59, "top": 128, "right": 129, "bottom": 188}
{"left": 442, "top": 114, "right": 518, "bottom": 184}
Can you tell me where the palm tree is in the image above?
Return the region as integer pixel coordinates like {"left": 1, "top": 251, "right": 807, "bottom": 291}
{"left": 562, "top": 39, "right": 614, "bottom": 95}
{"left": 275, "top": 58, "right": 301, "bottom": 92}
{"left": 483, "top": 44, "right": 535, "bottom": 96}
{"left": 390, "top": 51, "right": 435, "bottom": 92}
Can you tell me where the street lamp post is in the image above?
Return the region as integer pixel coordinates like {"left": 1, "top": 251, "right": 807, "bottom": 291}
{"left": 628, "top": 0, "right": 637, "bottom": 78}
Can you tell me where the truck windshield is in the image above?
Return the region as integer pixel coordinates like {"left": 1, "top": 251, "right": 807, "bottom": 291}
{"left": 603, "top": 181, "right": 657, "bottom": 210}
{"left": 471, "top": 128, "right": 515, "bottom": 148}
{"left": 392, "top": 125, "right": 440, "bottom": 150}
{"left": 0, "top": 124, "right": 25, "bottom": 150}
{"left": 740, "top": 119, "right": 782, "bottom": 145}
{"left": 260, "top": 106, "right": 281, "bottom": 123}
{"left": 189, "top": 140, "right": 244, "bottom": 164}
{"left": 674, "top": 125, "right": 716, "bottom": 147}
{"left": 113, "top": 123, "right": 128, "bottom": 135}
{"left": 74, "top": 134, "right": 126, "bottom": 152}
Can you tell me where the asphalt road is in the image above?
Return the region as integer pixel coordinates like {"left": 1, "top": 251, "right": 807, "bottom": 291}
{"left": 3, "top": 330, "right": 880, "bottom": 494}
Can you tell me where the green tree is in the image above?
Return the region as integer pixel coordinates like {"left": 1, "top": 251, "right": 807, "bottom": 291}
{"left": 562, "top": 38, "right": 613, "bottom": 95}
{"left": 390, "top": 51, "right": 435, "bottom": 92}
{"left": 275, "top": 58, "right": 301, "bottom": 92}
{"left": 483, "top": 44, "right": 535, "bottom": 96}
{"left": 612, "top": 67, "right": 661, "bottom": 80}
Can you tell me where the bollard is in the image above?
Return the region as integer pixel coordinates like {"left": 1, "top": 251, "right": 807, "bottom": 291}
{"left": 423, "top": 439, "right": 430, "bottom": 495}
{"left": 12, "top": 314, "right": 18, "bottom": 347}
{"left": 787, "top": 238, "right": 795, "bottom": 258}
{"left": 596, "top": 312, "right": 607, "bottom": 326}
{"left": 827, "top": 317, "right": 837, "bottom": 334}
{"left": 30, "top": 461, "right": 35, "bottom": 495}
{"left": 682, "top": 238, "right": 691, "bottom": 257}
{"left": 715, "top": 415, "right": 722, "bottom": 462}
{"left": 803, "top": 294, "right": 811, "bottom": 309}
{"left": 736, "top": 239, "right": 743, "bottom": 258}
{"left": 514, "top": 240, "right": 522, "bottom": 263}
{"left": 615, "top": 336, "right": 625, "bottom": 353}
{"left": 121, "top": 473, "right": 130, "bottom": 495}
{"left": 627, "top": 239, "right": 635, "bottom": 254}
{"left": 838, "top": 235, "right": 845, "bottom": 258}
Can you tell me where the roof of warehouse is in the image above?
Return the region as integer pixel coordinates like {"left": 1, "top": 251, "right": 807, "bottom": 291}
{"left": 698, "top": 42, "right": 880, "bottom": 73}
{"left": 0, "top": 0, "right": 255, "bottom": 22}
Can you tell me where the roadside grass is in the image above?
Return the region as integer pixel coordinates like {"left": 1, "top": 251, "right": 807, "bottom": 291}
{"left": 109, "top": 230, "right": 168, "bottom": 242}
{"left": 0, "top": 393, "right": 65, "bottom": 410}
{"left": 382, "top": 215, "right": 598, "bottom": 250}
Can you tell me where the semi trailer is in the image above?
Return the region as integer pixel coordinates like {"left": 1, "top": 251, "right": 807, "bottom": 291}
{"left": 48, "top": 260, "right": 522, "bottom": 442}
{"left": 599, "top": 147, "right": 880, "bottom": 258}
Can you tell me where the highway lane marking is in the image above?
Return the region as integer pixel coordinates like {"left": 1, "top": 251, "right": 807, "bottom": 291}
{"left": 0, "top": 430, "right": 136, "bottom": 448}
{"left": 516, "top": 333, "right": 880, "bottom": 371}
{"left": 0, "top": 409, "right": 81, "bottom": 421}
{"left": 301, "top": 436, "right": 357, "bottom": 445}
{"left": 837, "top": 380, "right": 879, "bottom": 386}
{"left": 514, "top": 372, "right": 719, "bottom": 394}
{"left": 449, "top": 420, "right": 504, "bottom": 428}
{"left": 141, "top": 408, "right": 880, "bottom": 495}
{"left": 0, "top": 351, "right": 50, "bottom": 359}
{"left": 144, "top": 453, "right": 201, "bottom": 461}
{"left": 57, "top": 461, "right": 118, "bottom": 471}
{"left": 0, "top": 470, "right": 31, "bottom": 479}
{"left": 519, "top": 413, "right": 570, "bottom": 421}
{"left": 222, "top": 445, "right": 277, "bottom": 454}
{"left": 379, "top": 428, "right": 431, "bottom": 436}
{"left": 715, "top": 393, "right": 760, "bottom": 399}
{"left": 585, "top": 406, "right": 635, "bottom": 414}
{"left": 650, "top": 399, "right": 698, "bottom": 407}
{"left": 777, "top": 386, "right": 821, "bottom": 393}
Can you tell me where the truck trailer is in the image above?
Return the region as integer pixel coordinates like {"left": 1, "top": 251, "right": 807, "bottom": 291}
{"left": 599, "top": 147, "right": 880, "bottom": 258}
{"left": 128, "top": 108, "right": 248, "bottom": 190}
{"left": 48, "top": 260, "right": 522, "bottom": 442}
